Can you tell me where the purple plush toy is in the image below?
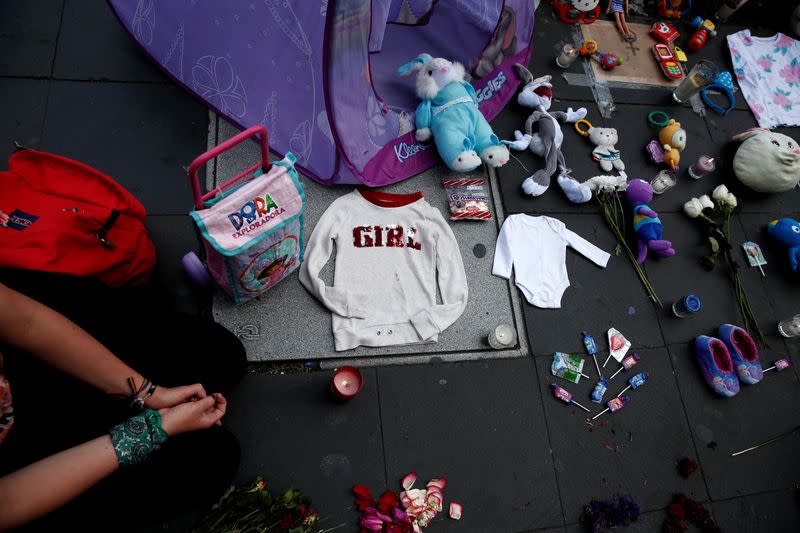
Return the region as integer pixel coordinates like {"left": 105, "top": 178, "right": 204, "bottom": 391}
{"left": 624, "top": 179, "right": 676, "bottom": 264}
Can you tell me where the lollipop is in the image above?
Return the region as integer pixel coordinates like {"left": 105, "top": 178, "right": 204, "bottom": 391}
{"left": 551, "top": 384, "right": 591, "bottom": 413}
{"left": 763, "top": 358, "right": 792, "bottom": 373}
{"left": 609, "top": 353, "right": 640, "bottom": 380}
{"left": 591, "top": 395, "right": 631, "bottom": 420}
{"left": 591, "top": 378, "right": 608, "bottom": 404}
{"left": 582, "top": 331, "right": 602, "bottom": 377}
{"left": 551, "top": 352, "right": 590, "bottom": 383}
{"left": 602, "top": 328, "right": 631, "bottom": 367}
{"left": 616, "top": 372, "right": 648, "bottom": 397}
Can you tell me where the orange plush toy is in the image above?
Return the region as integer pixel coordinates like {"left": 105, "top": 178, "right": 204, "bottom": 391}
{"left": 659, "top": 119, "right": 686, "bottom": 170}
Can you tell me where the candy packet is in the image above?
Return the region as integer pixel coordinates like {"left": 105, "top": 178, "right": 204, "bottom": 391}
{"left": 442, "top": 178, "right": 492, "bottom": 221}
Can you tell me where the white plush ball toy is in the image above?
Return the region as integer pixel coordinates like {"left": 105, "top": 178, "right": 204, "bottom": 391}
{"left": 732, "top": 129, "right": 800, "bottom": 193}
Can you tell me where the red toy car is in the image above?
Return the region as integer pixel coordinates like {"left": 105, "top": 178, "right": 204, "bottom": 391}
{"left": 652, "top": 44, "right": 684, "bottom": 80}
{"left": 649, "top": 21, "right": 680, "bottom": 44}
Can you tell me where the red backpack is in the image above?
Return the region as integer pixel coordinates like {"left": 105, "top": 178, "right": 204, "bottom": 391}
{"left": 0, "top": 148, "right": 155, "bottom": 287}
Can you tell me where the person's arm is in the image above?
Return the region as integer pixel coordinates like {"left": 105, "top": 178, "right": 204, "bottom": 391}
{"left": 409, "top": 207, "right": 469, "bottom": 341}
{"left": 606, "top": 1, "right": 611, "bottom": 14}
{"left": 0, "top": 436, "right": 118, "bottom": 531}
{"left": 0, "top": 283, "right": 204, "bottom": 409}
{"left": 0, "top": 394, "right": 226, "bottom": 530}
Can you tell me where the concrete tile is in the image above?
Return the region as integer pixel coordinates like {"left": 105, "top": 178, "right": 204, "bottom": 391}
{"left": 738, "top": 213, "right": 800, "bottom": 349}
{"left": 0, "top": 0, "right": 63, "bottom": 77}
{"left": 211, "top": 119, "right": 522, "bottom": 362}
{"left": 224, "top": 371, "right": 386, "bottom": 531}
{"left": 608, "top": 103, "right": 719, "bottom": 215}
{"left": 648, "top": 213, "right": 777, "bottom": 346}
{"left": 0, "top": 78, "right": 49, "bottom": 162}
{"left": 53, "top": 0, "right": 165, "bottom": 82}
{"left": 563, "top": 508, "right": 693, "bottom": 533}
{"left": 536, "top": 347, "right": 708, "bottom": 524}
{"left": 378, "top": 360, "right": 564, "bottom": 531}
{"left": 145, "top": 215, "right": 207, "bottom": 315}
{"left": 41, "top": 81, "right": 207, "bottom": 215}
{"left": 668, "top": 340, "right": 800, "bottom": 499}
{"left": 521, "top": 213, "right": 665, "bottom": 356}
{"left": 712, "top": 490, "right": 800, "bottom": 533}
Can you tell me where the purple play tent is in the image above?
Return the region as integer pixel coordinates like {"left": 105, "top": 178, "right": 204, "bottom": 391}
{"left": 109, "top": 1, "right": 535, "bottom": 186}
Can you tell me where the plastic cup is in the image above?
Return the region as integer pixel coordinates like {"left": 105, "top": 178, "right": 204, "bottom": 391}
{"left": 673, "top": 60, "right": 718, "bottom": 103}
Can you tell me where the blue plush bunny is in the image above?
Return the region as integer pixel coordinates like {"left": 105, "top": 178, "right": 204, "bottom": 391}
{"left": 398, "top": 53, "right": 509, "bottom": 172}
{"left": 767, "top": 218, "right": 800, "bottom": 272}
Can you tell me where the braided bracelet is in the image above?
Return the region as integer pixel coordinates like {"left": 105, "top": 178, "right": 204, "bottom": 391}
{"left": 109, "top": 409, "right": 168, "bottom": 467}
{"left": 110, "top": 376, "right": 158, "bottom": 411}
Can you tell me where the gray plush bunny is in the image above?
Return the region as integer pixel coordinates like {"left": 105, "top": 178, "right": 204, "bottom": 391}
{"left": 504, "top": 65, "right": 591, "bottom": 203}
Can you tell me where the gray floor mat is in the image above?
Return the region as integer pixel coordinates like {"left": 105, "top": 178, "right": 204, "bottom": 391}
{"left": 208, "top": 115, "right": 528, "bottom": 365}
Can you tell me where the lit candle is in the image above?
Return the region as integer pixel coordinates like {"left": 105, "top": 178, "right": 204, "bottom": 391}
{"left": 488, "top": 324, "right": 516, "bottom": 349}
{"left": 331, "top": 366, "right": 363, "bottom": 401}
{"left": 688, "top": 155, "right": 716, "bottom": 179}
{"left": 555, "top": 44, "right": 579, "bottom": 68}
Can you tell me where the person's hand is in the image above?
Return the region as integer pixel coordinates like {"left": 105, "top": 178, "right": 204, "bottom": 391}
{"left": 159, "top": 393, "right": 227, "bottom": 436}
{"left": 145, "top": 383, "right": 206, "bottom": 410}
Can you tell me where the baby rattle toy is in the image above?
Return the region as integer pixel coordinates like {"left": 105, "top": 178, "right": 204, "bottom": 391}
{"left": 579, "top": 40, "right": 622, "bottom": 70}
{"left": 398, "top": 53, "right": 509, "bottom": 172}
{"left": 687, "top": 16, "right": 716, "bottom": 51}
{"left": 624, "top": 179, "right": 676, "bottom": 264}
{"left": 645, "top": 111, "right": 686, "bottom": 171}
{"left": 504, "top": 66, "right": 591, "bottom": 203}
{"left": 767, "top": 218, "right": 800, "bottom": 272}
{"left": 574, "top": 119, "right": 626, "bottom": 175}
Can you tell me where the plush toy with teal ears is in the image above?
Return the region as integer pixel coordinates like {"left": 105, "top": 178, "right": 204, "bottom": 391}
{"left": 398, "top": 53, "right": 509, "bottom": 172}
{"left": 767, "top": 218, "right": 800, "bottom": 272}
{"left": 624, "top": 179, "right": 676, "bottom": 264}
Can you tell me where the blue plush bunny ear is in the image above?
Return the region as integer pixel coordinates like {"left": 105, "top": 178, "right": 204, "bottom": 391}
{"left": 397, "top": 54, "right": 432, "bottom": 76}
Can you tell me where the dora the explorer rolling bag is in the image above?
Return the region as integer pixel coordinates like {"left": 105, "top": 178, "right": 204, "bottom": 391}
{"left": 184, "top": 125, "right": 305, "bottom": 305}
{"left": 0, "top": 147, "right": 156, "bottom": 287}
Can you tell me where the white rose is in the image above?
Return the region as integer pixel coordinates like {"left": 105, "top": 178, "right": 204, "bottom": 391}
{"left": 684, "top": 198, "right": 704, "bottom": 218}
{"left": 712, "top": 184, "right": 730, "bottom": 203}
{"left": 699, "top": 195, "right": 714, "bottom": 210}
{"left": 727, "top": 193, "right": 738, "bottom": 207}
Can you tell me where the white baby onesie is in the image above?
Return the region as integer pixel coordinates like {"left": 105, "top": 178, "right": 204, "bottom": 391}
{"left": 492, "top": 215, "right": 610, "bottom": 308}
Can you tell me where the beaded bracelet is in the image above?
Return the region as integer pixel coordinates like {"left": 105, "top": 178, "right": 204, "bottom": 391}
{"left": 109, "top": 409, "right": 168, "bottom": 467}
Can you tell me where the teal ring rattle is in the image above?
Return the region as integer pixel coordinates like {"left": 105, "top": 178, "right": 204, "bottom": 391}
{"left": 647, "top": 111, "right": 670, "bottom": 128}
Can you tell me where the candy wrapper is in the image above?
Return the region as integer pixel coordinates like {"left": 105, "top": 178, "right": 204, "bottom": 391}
{"left": 442, "top": 179, "right": 492, "bottom": 221}
{"left": 603, "top": 328, "right": 631, "bottom": 367}
{"left": 551, "top": 352, "right": 586, "bottom": 383}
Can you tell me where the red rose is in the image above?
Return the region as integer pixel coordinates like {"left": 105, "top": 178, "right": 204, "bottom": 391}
{"left": 353, "top": 484, "right": 373, "bottom": 499}
{"left": 353, "top": 484, "right": 376, "bottom": 510}
{"left": 377, "top": 490, "right": 400, "bottom": 514}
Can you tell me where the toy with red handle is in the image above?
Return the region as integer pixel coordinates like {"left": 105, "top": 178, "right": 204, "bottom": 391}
{"left": 187, "top": 125, "right": 270, "bottom": 211}
{"left": 688, "top": 16, "right": 716, "bottom": 52}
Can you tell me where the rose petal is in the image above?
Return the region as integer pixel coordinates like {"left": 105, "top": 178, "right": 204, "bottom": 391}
{"left": 402, "top": 473, "right": 417, "bottom": 491}
{"left": 353, "top": 484, "right": 373, "bottom": 499}
{"left": 427, "top": 478, "right": 447, "bottom": 490}
{"left": 449, "top": 502, "right": 462, "bottom": 520}
{"left": 359, "top": 516, "right": 384, "bottom": 531}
